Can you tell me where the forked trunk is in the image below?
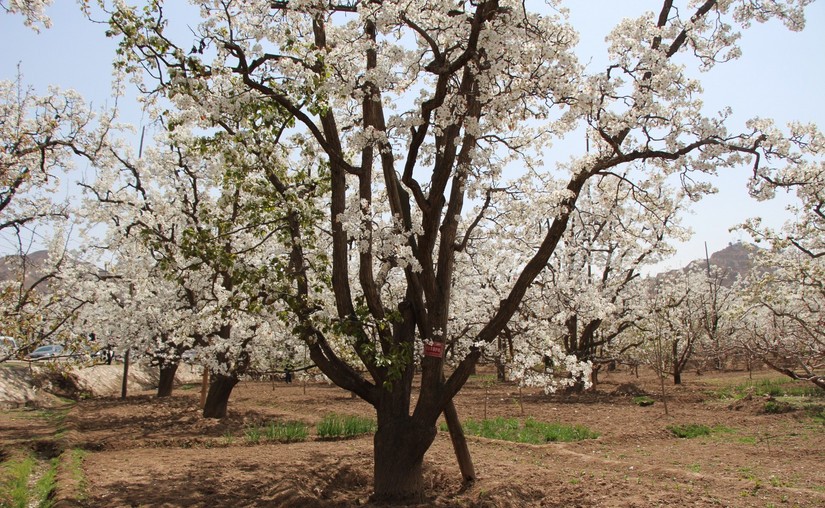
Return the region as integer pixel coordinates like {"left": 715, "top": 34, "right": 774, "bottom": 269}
{"left": 372, "top": 414, "right": 437, "bottom": 503}
{"left": 202, "top": 373, "right": 238, "bottom": 419}
{"left": 156, "top": 362, "right": 179, "bottom": 398}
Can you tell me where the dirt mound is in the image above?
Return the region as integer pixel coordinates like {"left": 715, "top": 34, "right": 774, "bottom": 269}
{"left": 0, "top": 363, "right": 62, "bottom": 408}
{"left": 611, "top": 383, "right": 648, "bottom": 397}
{"left": 0, "top": 361, "right": 202, "bottom": 408}
{"left": 468, "top": 483, "right": 549, "bottom": 508}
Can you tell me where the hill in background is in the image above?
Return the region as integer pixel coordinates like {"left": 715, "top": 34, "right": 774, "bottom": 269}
{"left": 0, "top": 250, "right": 54, "bottom": 289}
{"left": 682, "top": 242, "right": 761, "bottom": 286}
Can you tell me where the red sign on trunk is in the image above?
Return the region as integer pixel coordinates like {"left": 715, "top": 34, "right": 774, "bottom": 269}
{"left": 424, "top": 341, "right": 444, "bottom": 358}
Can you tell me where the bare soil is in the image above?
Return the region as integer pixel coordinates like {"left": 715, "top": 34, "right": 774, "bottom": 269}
{"left": 2, "top": 367, "right": 823, "bottom": 507}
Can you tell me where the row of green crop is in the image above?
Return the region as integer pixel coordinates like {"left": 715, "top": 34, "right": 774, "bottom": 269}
{"left": 0, "top": 453, "right": 58, "bottom": 508}
{"left": 233, "top": 413, "right": 377, "bottom": 445}
{"left": 712, "top": 377, "right": 824, "bottom": 400}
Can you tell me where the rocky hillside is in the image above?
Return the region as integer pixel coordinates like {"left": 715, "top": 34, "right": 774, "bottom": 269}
{"left": 683, "top": 242, "right": 762, "bottom": 286}
{"left": 0, "top": 250, "right": 54, "bottom": 289}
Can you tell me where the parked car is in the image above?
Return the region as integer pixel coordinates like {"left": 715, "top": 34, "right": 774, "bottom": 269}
{"left": 181, "top": 348, "right": 201, "bottom": 364}
{"left": 25, "top": 344, "right": 65, "bottom": 360}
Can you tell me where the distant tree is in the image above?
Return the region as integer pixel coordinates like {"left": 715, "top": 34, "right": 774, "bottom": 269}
{"left": 637, "top": 267, "right": 737, "bottom": 384}
{"left": 736, "top": 250, "right": 825, "bottom": 389}
{"left": 78, "top": 123, "right": 300, "bottom": 407}
{"left": 498, "top": 174, "right": 687, "bottom": 391}
{"left": 738, "top": 115, "right": 825, "bottom": 389}
{"left": 0, "top": 73, "right": 109, "bottom": 360}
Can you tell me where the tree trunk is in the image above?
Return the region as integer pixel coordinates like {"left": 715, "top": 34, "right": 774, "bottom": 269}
{"left": 372, "top": 414, "right": 436, "bottom": 503}
{"left": 673, "top": 369, "right": 682, "bottom": 385}
{"left": 202, "top": 373, "right": 238, "bottom": 419}
{"left": 120, "top": 349, "right": 130, "bottom": 399}
{"left": 495, "top": 359, "right": 506, "bottom": 381}
{"left": 157, "top": 362, "right": 179, "bottom": 398}
{"left": 200, "top": 368, "right": 210, "bottom": 408}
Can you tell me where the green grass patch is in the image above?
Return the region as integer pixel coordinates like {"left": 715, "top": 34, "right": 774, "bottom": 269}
{"left": 667, "top": 424, "right": 712, "bottom": 439}
{"left": 243, "top": 425, "right": 262, "bottom": 444}
{"left": 632, "top": 396, "right": 655, "bottom": 407}
{"left": 264, "top": 421, "right": 309, "bottom": 443}
{"left": 667, "top": 423, "right": 735, "bottom": 439}
{"left": 763, "top": 400, "right": 795, "bottom": 414}
{"left": 316, "top": 414, "right": 376, "bottom": 439}
{"left": 238, "top": 421, "right": 311, "bottom": 444}
{"left": 33, "top": 458, "right": 58, "bottom": 508}
{"left": 64, "top": 449, "right": 88, "bottom": 501}
{"left": 0, "top": 453, "right": 58, "bottom": 508}
{"left": 457, "top": 417, "right": 599, "bottom": 444}
{"left": 0, "top": 454, "right": 35, "bottom": 508}
{"left": 804, "top": 404, "right": 825, "bottom": 424}
{"left": 713, "top": 377, "right": 824, "bottom": 400}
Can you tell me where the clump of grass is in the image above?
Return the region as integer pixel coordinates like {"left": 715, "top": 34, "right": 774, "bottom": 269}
{"left": 0, "top": 455, "right": 35, "bottom": 508}
{"left": 460, "top": 417, "right": 599, "bottom": 444}
{"left": 805, "top": 405, "right": 825, "bottom": 424}
{"left": 243, "top": 425, "right": 262, "bottom": 444}
{"left": 0, "top": 453, "right": 59, "bottom": 508}
{"left": 238, "top": 421, "right": 312, "bottom": 444}
{"left": 265, "top": 421, "right": 309, "bottom": 443}
{"left": 667, "top": 423, "right": 714, "bottom": 438}
{"left": 714, "top": 377, "right": 824, "bottom": 400}
{"left": 34, "top": 457, "right": 59, "bottom": 508}
{"left": 316, "top": 414, "right": 376, "bottom": 439}
{"left": 632, "top": 396, "right": 655, "bottom": 407}
{"left": 763, "top": 400, "right": 795, "bottom": 414}
{"left": 669, "top": 423, "right": 735, "bottom": 439}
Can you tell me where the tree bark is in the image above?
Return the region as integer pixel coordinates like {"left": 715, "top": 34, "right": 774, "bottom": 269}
{"left": 156, "top": 362, "right": 179, "bottom": 398}
{"left": 372, "top": 414, "right": 436, "bottom": 503}
{"left": 120, "top": 349, "right": 130, "bottom": 400}
{"left": 202, "top": 373, "right": 238, "bottom": 419}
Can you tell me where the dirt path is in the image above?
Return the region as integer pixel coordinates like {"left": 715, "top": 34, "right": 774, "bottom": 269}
{"left": 2, "top": 368, "right": 824, "bottom": 507}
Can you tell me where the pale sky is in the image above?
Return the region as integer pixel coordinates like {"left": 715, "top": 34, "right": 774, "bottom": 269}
{"left": 1, "top": 1, "right": 823, "bottom": 270}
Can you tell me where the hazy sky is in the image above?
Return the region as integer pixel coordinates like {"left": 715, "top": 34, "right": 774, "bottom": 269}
{"left": 1, "top": 1, "right": 823, "bottom": 270}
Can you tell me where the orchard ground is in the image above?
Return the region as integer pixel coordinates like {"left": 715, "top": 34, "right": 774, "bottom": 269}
{"left": 1, "top": 365, "right": 823, "bottom": 507}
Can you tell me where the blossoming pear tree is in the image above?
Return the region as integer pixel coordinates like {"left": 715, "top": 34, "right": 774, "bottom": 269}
{"left": 77, "top": 121, "right": 304, "bottom": 411}
{"left": 0, "top": 74, "right": 111, "bottom": 360}
{"left": 98, "top": 0, "right": 819, "bottom": 501}
{"left": 737, "top": 129, "right": 825, "bottom": 388}
{"left": 735, "top": 254, "right": 825, "bottom": 389}
{"left": 479, "top": 172, "right": 689, "bottom": 391}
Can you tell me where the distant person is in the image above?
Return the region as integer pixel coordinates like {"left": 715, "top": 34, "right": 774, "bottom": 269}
{"left": 285, "top": 369, "right": 293, "bottom": 384}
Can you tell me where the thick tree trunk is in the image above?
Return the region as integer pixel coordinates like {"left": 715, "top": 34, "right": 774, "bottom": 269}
{"left": 202, "top": 373, "right": 238, "bottom": 419}
{"left": 372, "top": 414, "right": 436, "bottom": 503}
{"left": 673, "top": 369, "right": 682, "bottom": 385}
{"left": 156, "top": 362, "right": 179, "bottom": 398}
{"left": 120, "top": 349, "right": 130, "bottom": 399}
